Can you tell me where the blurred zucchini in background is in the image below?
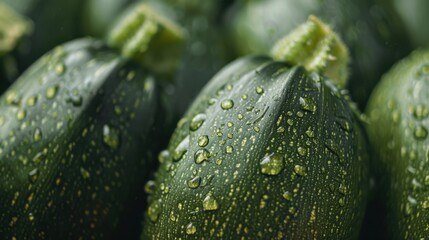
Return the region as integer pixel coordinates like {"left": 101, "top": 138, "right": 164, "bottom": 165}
{"left": 1, "top": 0, "right": 85, "bottom": 82}
{"left": 141, "top": 0, "right": 233, "bottom": 117}
{"left": 366, "top": 50, "right": 429, "bottom": 239}
{"left": 226, "top": 0, "right": 412, "bottom": 110}
{"left": 0, "top": 4, "right": 183, "bottom": 239}
{"left": 80, "top": 0, "right": 135, "bottom": 38}
{"left": 390, "top": 0, "right": 429, "bottom": 48}
{"left": 0, "top": 2, "right": 31, "bottom": 91}
{"left": 143, "top": 16, "right": 369, "bottom": 239}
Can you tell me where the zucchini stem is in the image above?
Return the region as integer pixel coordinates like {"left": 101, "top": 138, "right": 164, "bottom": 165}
{"left": 108, "top": 3, "right": 185, "bottom": 79}
{"left": 271, "top": 15, "right": 349, "bottom": 88}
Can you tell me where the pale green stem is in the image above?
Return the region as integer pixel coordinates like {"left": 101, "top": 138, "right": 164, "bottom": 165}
{"left": 271, "top": 15, "right": 349, "bottom": 88}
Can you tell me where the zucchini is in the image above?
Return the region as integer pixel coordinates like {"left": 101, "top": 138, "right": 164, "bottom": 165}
{"left": 143, "top": 17, "right": 369, "bottom": 239}
{"left": 141, "top": 0, "right": 232, "bottom": 115}
{"left": 391, "top": 0, "right": 429, "bottom": 47}
{"left": 366, "top": 50, "right": 429, "bottom": 239}
{"left": 0, "top": 4, "right": 183, "bottom": 239}
{"left": 0, "top": 3, "right": 32, "bottom": 91}
{"left": 227, "top": 0, "right": 411, "bottom": 110}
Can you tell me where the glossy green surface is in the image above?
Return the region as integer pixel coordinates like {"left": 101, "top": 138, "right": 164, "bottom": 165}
{"left": 228, "top": 0, "right": 411, "bottom": 110}
{"left": 0, "top": 38, "right": 157, "bottom": 239}
{"left": 366, "top": 49, "right": 429, "bottom": 239}
{"left": 143, "top": 56, "right": 369, "bottom": 239}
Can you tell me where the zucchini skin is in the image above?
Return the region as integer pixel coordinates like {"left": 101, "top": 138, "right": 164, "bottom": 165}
{"left": 366, "top": 50, "right": 429, "bottom": 239}
{"left": 0, "top": 38, "right": 157, "bottom": 239}
{"left": 143, "top": 56, "right": 369, "bottom": 239}
{"left": 227, "top": 0, "right": 411, "bottom": 110}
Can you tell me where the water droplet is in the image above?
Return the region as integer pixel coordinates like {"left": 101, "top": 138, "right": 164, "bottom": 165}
{"left": 55, "top": 63, "right": 65, "bottom": 75}
{"left": 225, "top": 145, "right": 234, "bottom": 154}
{"left": 28, "top": 168, "right": 39, "bottom": 183}
{"left": 80, "top": 168, "right": 90, "bottom": 179}
{"left": 414, "top": 126, "right": 428, "bottom": 140}
{"left": 422, "top": 201, "right": 429, "bottom": 209}
{"left": 277, "top": 126, "right": 285, "bottom": 133}
{"left": 282, "top": 191, "right": 292, "bottom": 201}
{"left": 294, "top": 165, "right": 307, "bottom": 176}
{"left": 338, "top": 197, "right": 345, "bottom": 206}
{"left": 325, "top": 139, "right": 345, "bottom": 163}
{"left": 215, "top": 159, "right": 223, "bottom": 165}
{"left": 190, "top": 114, "right": 207, "bottom": 131}
{"left": 256, "top": 86, "right": 264, "bottom": 94}
{"left": 102, "top": 124, "right": 120, "bottom": 149}
{"left": 260, "top": 153, "right": 284, "bottom": 176}
{"left": 158, "top": 150, "right": 169, "bottom": 164}
{"left": 28, "top": 213, "right": 35, "bottom": 222}
{"left": 297, "top": 111, "right": 304, "bottom": 118}
{"left": 194, "top": 149, "right": 210, "bottom": 164}
{"left": 144, "top": 180, "right": 156, "bottom": 194}
{"left": 173, "top": 136, "right": 189, "bottom": 161}
{"left": 26, "top": 95, "right": 38, "bottom": 106}
{"left": 339, "top": 183, "right": 347, "bottom": 195}
{"left": 424, "top": 175, "right": 429, "bottom": 186}
{"left": 16, "top": 109, "right": 26, "bottom": 120}
{"left": 413, "top": 104, "right": 429, "bottom": 120}
{"left": 297, "top": 147, "right": 307, "bottom": 156}
{"left": 148, "top": 200, "right": 162, "bottom": 222}
{"left": 237, "top": 114, "right": 244, "bottom": 120}
{"left": 299, "top": 97, "right": 317, "bottom": 112}
{"left": 203, "top": 193, "right": 219, "bottom": 211}
{"left": 187, "top": 176, "right": 201, "bottom": 189}
{"left": 241, "top": 94, "right": 248, "bottom": 100}
{"left": 6, "top": 90, "right": 20, "bottom": 105}
{"left": 305, "top": 128, "right": 314, "bottom": 138}
{"left": 46, "top": 85, "right": 59, "bottom": 99}
{"left": 336, "top": 118, "right": 352, "bottom": 132}
{"left": 186, "top": 223, "right": 197, "bottom": 235}
{"left": 66, "top": 93, "right": 83, "bottom": 107}
{"left": 33, "top": 128, "right": 42, "bottom": 142}
{"left": 208, "top": 98, "right": 217, "bottom": 105}
{"left": 221, "top": 99, "right": 234, "bottom": 110}
{"left": 197, "top": 135, "right": 209, "bottom": 147}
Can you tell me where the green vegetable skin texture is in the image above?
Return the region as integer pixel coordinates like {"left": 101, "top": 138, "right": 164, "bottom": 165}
{"left": 227, "top": 0, "right": 411, "bottom": 110}
{"left": 366, "top": 50, "right": 429, "bottom": 239}
{"left": 0, "top": 38, "right": 157, "bottom": 239}
{"left": 141, "top": 0, "right": 231, "bottom": 114}
{"left": 143, "top": 56, "right": 369, "bottom": 239}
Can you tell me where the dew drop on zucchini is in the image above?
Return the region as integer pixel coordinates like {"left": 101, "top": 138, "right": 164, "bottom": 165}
{"left": 260, "top": 153, "right": 284, "bottom": 176}
{"left": 202, "top": 193, "right": 219, "bottom": 211}
{"left": 173, "top": 136, "right": 190, "bottom": 161}
{"left": 187, "top": 176, "right": 201, "bottom": 189}
{"left": 220, "top": 99, "right": 234, "bottom": 110}
{"left": 186, "top": 223, "right": 197, "bottom": 235}
{"left": 102, "top": 124, "right": 120, "bottom": 149}
{"left": 190, "top": 113, "right": 206, "bottom": 131}
{"left": 197, "top": 135, "right": 209, "bottom": 147}
{"left": 194, "top": 149, "right": 210, "bottom": 164}
{"left": 148, "top": 200, "right": 162, "bottom": 222}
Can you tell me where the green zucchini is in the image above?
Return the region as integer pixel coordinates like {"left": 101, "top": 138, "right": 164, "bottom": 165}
{"left": 0, "top": 3, "right": 31, "bottom": 91}
{"left": 143, "top": 17, "right": 369, "bottom": 239}
{"left": 141, "top": 0, "right": 232, "bottom": 115}
{"left": 390, "top": 0, "right": 429, "bottom": 48}
{"left": 227, "top": 0, "right": 411, "bottom": 110}
{"left": 366, "top": 50, "right": 429, "bottom": 239}
{"left": 0, "top": 5, "right": 183, "bottom": 239}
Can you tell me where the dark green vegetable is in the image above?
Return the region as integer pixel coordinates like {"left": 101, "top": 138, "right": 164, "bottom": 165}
{"left": 0, "top": 5, "right": 183, "bottom": 239}
{"left": 141, "top": 0, "right": 232, "bottom": 115}
{"left": 227, "top": 0, "right": 411, "bottom": 110}
{"left": 143, "top": 17, "right": 369, "bottom": 239}
{"left": 366, "top": 50, "right": 429, "bottom": 239}
{"left": 390, "top": 0, "right": 429, "bottom": 47}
